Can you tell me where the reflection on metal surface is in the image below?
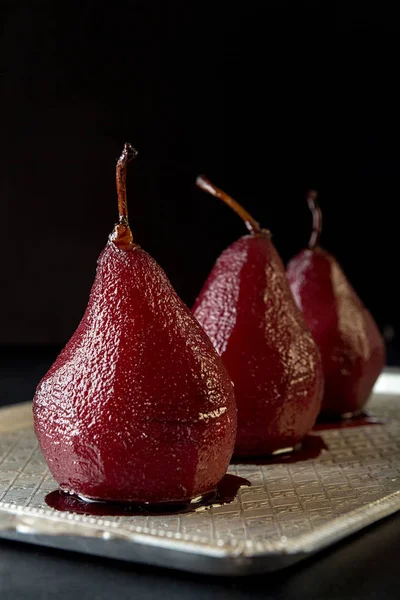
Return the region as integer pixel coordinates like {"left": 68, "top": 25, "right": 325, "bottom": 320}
{"left": 0, "top": 372, "right": 400, "bottom": 574}
{"left": 373, "top": 370, "right": 400, "bottom": 394}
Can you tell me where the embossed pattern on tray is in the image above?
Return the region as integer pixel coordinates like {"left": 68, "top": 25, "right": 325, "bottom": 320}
{"left": 1, "top": 386, "right": 400, "bottom": 570}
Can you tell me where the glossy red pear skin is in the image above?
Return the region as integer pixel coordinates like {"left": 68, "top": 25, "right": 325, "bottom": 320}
{"left": 193, "top": 234, "right": 323, "bottom": 456}
{"left": 34, "top": 242, "right": 237, "bottom": 503}
{"left": 287, "top": 248, "right": 386, "bottom": 416}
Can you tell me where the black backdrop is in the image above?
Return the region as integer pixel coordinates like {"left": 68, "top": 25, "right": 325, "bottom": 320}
{"left": 0, "top": 3, "right": 399, "bottom": 360}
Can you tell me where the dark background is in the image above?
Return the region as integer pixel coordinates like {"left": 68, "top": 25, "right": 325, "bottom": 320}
{"left": 2, "top": 6, "right": 400, "bottom": 597}
{"left": 0, "top": 2, "right": 398, "bottom": 358}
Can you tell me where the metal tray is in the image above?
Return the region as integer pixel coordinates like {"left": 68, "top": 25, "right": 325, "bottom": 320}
{"left": 1, "top": 371, "right": 400, "bottom": 575}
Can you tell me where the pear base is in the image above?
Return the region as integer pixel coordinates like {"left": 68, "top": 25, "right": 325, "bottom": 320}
{"left": 318, "top": 408, "right": 365, "bottom": 423}
{"left": 340, "top": 409, "right": 363, "bottom": 420}
{"left": 271, "top": 444, "right": 301, "bottom": 456}
{"left": 50, "top": 489, "right": 218, "bottom": 516}
{"left": 58, "top": 487, "right": 217, "bottom": 508}
{"left": 233, "top": 442, "right": 302, "bottom": 460}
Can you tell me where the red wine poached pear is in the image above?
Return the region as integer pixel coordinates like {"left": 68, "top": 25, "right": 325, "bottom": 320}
{"left": 192, "top": 177, "right": 324, "bottom": 456}
{"left": 33, "top": 145, "right": 237, "bottom": 504}
{"left": 287, "top": 190, "right": 385, "bottom": 417}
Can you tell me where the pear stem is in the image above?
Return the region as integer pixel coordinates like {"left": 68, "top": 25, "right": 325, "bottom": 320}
{"left": 112, "top": 143, "right": 138, "bottom": 250}
{"left": 196, "top": 175, "right": 262, "bottom": 235}
{"left": 116, "top": 143, "right": 138, "bottom": 225}
{"left": 307, "top": 189, "right": 322, "bottom": 249}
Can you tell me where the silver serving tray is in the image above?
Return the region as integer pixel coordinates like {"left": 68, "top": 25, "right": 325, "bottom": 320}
{"left": 1, "top": 370, "right": 400, "bottom": 575}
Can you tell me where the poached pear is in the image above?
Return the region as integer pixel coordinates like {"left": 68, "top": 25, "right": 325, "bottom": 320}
{"left": 33, "top": 145, "right": 237, "bottom": 503}
{"left": 192, "top": 177, "right": 323, "bottom": 456}
{"left": 287, "top": 190, "right": 386, "bottom": 417}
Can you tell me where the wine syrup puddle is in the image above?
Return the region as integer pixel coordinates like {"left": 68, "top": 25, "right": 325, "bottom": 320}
{"left": 45, "top": 474, "right": 251, "bottom": 517}
{"left": 231, "top": 434, "right": 328, "bottom": 466}
{"left": 232, "top": 412, "right": 385, "bottom": 467}
{"left": 314, "top": 411, "right": 385, "bottom": 431}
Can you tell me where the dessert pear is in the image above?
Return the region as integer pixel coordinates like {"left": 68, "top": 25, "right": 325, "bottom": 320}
{"left": 33, "top": 145, "right": 237, "bottom": 503}
{"left": 192, "top": 177, "right": 323, "bottom": 456}
{"left": 287, "top": 190, "right": 385, "bottom": 416}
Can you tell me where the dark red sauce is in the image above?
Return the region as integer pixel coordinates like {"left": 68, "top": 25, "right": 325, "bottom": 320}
{"left": 232, "top": 434, "right": 328, "bottom": 465}
{"left": 314, "top": 411, "right": 385, "bottom": 431}
{"left": 45, "top": 474, "right": 251, "bottom": 517}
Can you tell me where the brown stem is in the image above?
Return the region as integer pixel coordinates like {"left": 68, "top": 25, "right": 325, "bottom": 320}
{"left": 196, "top": 175, "right": 262, "bottom": 235}
{"left": 112, "top": 143, "right": 138, "bottom": 250}
{"left": 306, "top": 189, "right": 322, "bottom": 249}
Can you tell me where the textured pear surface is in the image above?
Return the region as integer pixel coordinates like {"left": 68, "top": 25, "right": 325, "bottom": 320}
{"left": 287, "top": 248, "right": 385, "bottom": 416}
{"left": 34, "top": 242, "right": 236, "bottom": 503}
{"left": 193, "top": 235, "right": 323, "bottom": 456}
